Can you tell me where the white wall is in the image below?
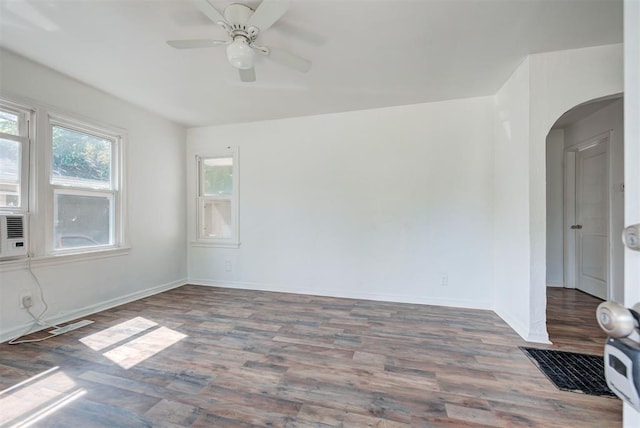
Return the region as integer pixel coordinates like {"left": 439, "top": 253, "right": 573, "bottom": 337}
{"left": 188, "top": 97, "right": 496, "bottom": 309}
{"left": 545, "top": 129, "right": 564, "bottom": 287}
{"left": 563, "top": 98, "right": 624, "bottom": 302}
{"left": 492, "top": 58, "right": 535, "bottom": 339}
{"left": 623, "top": 1, "right": 640, "bottom": 309}
{"left": 623, "top": 0, "right": 640, "bottom": 425}
{"left": 493, "top": 44, "right": 623, "bottom": 342}
{"left": 0, "top": 49, "right": 187, "bottom": 342}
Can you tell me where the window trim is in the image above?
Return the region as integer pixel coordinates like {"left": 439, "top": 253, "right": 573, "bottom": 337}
{"left": 46, "top": 113, "right": 126, "bottom": 256}
{"left": 0, "top": 100, "right": 32, "bottom": 213}
{"left": 195, "top": 150, "right": 239, "bottom": 248}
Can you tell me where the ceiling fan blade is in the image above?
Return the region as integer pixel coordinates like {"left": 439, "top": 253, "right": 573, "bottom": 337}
{"left": 167, "top": 39, "right": 227, "bottom": 49}
{"left": 246, "top": 0, "right": 291, "bottom": 32}
{"left": 193, "top": 0, "right": 227, "bottom": 25}
{"left": 239, "top": 68, "right": 256, "bottom": 82}
{"left": 265, "top": 47, "right": 311, "bottom": 73}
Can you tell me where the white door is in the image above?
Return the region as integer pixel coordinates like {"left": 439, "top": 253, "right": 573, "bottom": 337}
{"left": 621, "top": 2, "right": 639, "bottom": 426}
{"left": 574, "top": 138, "right": 609, "bottom": 299}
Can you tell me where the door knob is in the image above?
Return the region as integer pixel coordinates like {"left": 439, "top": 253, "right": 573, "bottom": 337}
{"left": 571, "top": 224, "right": 583, "bottom": 230}
{"left": 623, "top": 224, "right": 640, "bottom": 251}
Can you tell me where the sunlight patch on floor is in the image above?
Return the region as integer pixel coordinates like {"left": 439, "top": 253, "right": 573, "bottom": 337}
{"left": 0, "top": 367, "right": 86, "bottom": 427}
{"left": 102, "top": 326, "right": 187, "bottom": 369}
{"left": 80, "top": 316, "right": 158, "bottom": 351}
{"left": 79, "top": 317, "right": 188, "bottom": 370}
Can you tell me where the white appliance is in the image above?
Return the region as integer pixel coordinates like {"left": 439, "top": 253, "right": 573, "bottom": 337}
{"left": 0, "top": 214, "right": 28, "bottom": 259}
{"left": 604, "top": 337, "right": 640, "bottom": 410}
{"left": 597, "top": 301, "right": 640, "bottom": 410}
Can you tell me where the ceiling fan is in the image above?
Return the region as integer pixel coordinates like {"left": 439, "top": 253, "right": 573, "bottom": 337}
{"left": 167, "top": 0, "right": 312, "bottom": 82}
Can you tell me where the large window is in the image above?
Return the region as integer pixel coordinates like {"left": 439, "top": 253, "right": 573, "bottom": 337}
{"left": 49, "top": 117, "right": 123, "bottom": 252}
{"left": 0, "top": 102, "right": 30, "bottom": 211}
{"left": 0, "top": 96, "right": 128, "bottom": 263}
{"left": 197, "top": 153, "right": 238, "bottom": 246}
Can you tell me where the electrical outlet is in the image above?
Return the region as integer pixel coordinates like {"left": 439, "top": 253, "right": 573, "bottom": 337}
{"left": 440, "top": 275, "right": 448, "bottom": 287}
{"left": 20, "top": 292, "right": 33, "bottom": 309}
{"left": 224, "top": 260, "right": 232, "bottom": 272}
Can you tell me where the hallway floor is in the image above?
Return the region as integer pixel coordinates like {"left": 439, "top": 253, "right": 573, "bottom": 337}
{"left": 546, "top": 287, "right": 608, "bottom": 355}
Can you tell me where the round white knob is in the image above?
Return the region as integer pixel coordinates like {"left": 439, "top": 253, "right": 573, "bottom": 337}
{"left": 597, "top": 301, "right": 635, "bottom": 338}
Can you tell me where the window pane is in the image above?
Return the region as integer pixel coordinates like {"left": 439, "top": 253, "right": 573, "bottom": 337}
{"left": 0, "top": 110, "right": 19, "bottom": 136}
{"left": 203, "top": 157, "right": 233, "bottom": 196}
{"left": 54, "top": 192, "right": 112, "bottom": 249}
{"left": 52, "top": 125, "right": 112, "bottom": 188}
{"left": 0, "top": 138, "right": 21, "bottom": 207}
{"left": 202, "top": 199, "right": 232, "bottom": 238}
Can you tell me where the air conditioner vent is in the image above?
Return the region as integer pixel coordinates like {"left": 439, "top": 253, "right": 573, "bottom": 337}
{"left": 0, "top": 214, "right": 28, "bottom": 259}
{"left": 6, "top": 216, "right": 24, "bottom": 239}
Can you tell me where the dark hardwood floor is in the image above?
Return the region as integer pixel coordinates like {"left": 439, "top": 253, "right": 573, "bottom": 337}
{"left": 545, "top": 287, "right": 609, "bottom": 355}
{"left": 0, "top": 285, "right": 621, "bottom": 427}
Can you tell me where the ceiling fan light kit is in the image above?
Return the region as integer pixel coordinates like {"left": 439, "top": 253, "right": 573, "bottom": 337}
{"left": 227, "top": 37, "right": 255, "bottom": 69}
{"left": 167, "top": 0, "right": 311, "bottom": 82}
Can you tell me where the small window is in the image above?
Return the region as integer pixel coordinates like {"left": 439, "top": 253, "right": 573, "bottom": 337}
{"left": 49, "top": 117, "right": 123, "bottom": 253}
{"left": 0, "top": 102, "right": 30, "bottom": 210}
{"left": 197, "top": 153, "right": 238, "bottom": 246}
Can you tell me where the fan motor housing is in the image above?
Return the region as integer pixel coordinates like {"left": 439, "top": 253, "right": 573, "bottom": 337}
{"left": 224, "top": 3, "right": 253, "bottom": 26}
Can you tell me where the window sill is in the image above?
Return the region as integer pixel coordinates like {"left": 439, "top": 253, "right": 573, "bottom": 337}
{"left": 190, "top": 241, "right": 241, "bottom": 249}
{"left": 0, "top": 246, "right": 130, "bottom": 272}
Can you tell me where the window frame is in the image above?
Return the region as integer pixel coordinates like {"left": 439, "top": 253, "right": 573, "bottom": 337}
{"left": 195, "top": 150, "right": 239, "bottom": 248}
{"left": 0, "top": 100, "right": 32, "bottom": 213}
{"left": 46, "top": 113, "right": 125, "bottom": 256}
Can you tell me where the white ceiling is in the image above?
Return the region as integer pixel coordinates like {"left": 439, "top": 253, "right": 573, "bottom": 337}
{"left": 0, "top": 0, "right": 623, "bottom": 127}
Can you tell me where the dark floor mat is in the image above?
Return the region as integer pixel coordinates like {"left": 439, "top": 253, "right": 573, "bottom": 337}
{"left": 520, "top": 347, "right": 617, "bottom": 397}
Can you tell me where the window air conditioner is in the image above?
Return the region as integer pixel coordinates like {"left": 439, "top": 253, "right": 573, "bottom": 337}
{"left": 0, "top": 214, "right": 28, "bottom": 260}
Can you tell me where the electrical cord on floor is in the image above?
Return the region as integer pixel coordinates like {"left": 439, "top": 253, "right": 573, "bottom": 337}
{"left": 7, "top": 331, "right": 57, "bottom": 345}
{"left": 8, "top": 256, "right": 60, "bottom": 345}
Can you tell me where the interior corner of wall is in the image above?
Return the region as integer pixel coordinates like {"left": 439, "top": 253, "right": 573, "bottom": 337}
{"left": 494, "top": 305, "right": 530, "bottom": 342}
{"left": 496, "top": 304, "right": 551, "bottom": 344}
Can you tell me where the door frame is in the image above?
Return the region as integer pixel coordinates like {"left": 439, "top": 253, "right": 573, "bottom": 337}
{"left": 563, "top": 130, "right": 612, "bottom": 299}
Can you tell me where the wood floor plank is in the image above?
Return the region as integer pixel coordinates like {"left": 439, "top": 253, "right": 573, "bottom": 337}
{"left": 295, "top": 403, "right": 346, "bottom": 426}
{"left": 0, "top": 285, "right": 621, "bottom": 427}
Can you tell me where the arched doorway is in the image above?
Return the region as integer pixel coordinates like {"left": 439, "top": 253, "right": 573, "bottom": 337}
{"left": 545, "top": 94, "right": 624, "bottom": 351}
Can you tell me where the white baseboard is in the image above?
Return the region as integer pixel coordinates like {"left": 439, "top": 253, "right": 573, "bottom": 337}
{"left": 494, "top": 306, "right": 528, "bottom": 341}
{"left": 1, "top": 278, "right": 187, "bottom": 344}
{"left": 494, "top": 306, "right": 551, "bottom": 344}
{"left": 546, "top": 281, "right": 565, "bottom": 287}
{"left": 188, "top": 278, "right": 493, "bottom": 311}
{"left": 526, "top": 330, "right": 552, "bottom": 344}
